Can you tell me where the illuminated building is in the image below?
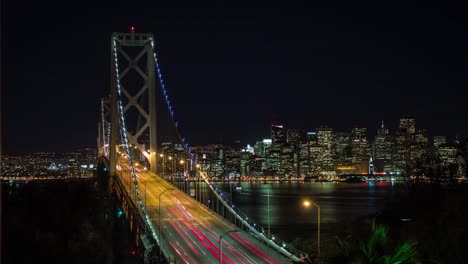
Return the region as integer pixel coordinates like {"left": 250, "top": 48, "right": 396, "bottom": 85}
{"left": 280, "top": 144, "right": 295, "bottom": 177}
{"left": 351, "top": 127, "right": 368, "bottom": 174}
{"left": 287, "top": 129, "right": 305, "bottom": 148}
{"left": 287, "top": 129, "right": 305, "bottom": 176}
{"left": 254, "top": 141, "right": 264, "bottom": 156}
{"left": 334, "top": 132, "right": 351, "bottom": 165}
{"left": 306, "top": 131, "right": 318, "bottom": 145}
{"left": 309, "top": 144, "right": 322, "bottom": 176}
{"left": 317, "top": 127, "right": 334, "bottom": 175}
{"left": 240, "top": 151, "right": 251, "bottom": 176}
{"left": 399, "top": 115, "right": 416, "bottom": 134}
{"left": 271, "top": 123, "right": 285, "bottom": 145}
{"left": 224, "top": 147, "right": 240, "bottom": 177}
{"left": 372, "top": 121, "right": 394, "bottom": 173}
{"left": 433, "top": 136, "right": 446, "bottom": 148}
{"left": 299, "top": 143, "right": 310, "bottom": 176}
{"left": 437, "top": 144, "right": 458, "bottom": 177}
{"left": 394, "top": 115, "right": 416, "bottom": 174}
{"left": 265, "top": 145, "right": 281, "bottom": 174}
{"left": 410, "top": 129, "right": 429, "bottom": 165}
{"left": 68, "top": 159, "right": 79, "bottom": 176}
{"left": 254, "top": 139, "right": 272, "bottom": 157}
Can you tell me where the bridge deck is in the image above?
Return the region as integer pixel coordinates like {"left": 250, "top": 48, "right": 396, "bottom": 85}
{"left": 118, "top": 163, "right": 293, "bottom": 263}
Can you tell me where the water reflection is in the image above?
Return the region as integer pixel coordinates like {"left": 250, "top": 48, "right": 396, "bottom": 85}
{"left": 215, "top": 181, "right": 408, "bottom": 241}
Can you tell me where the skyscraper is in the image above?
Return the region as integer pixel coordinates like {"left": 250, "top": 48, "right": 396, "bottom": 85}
{"left": 334, "top": 132, "right": 351, "bottom": 165}
{"left": 433, "top": 136, "right": 447, "bottom": 148}
{"left": 317, "top": 127, "right": 334, "bottom": 175}
{"left": 395, "top": 115, "right": 416, "bottom": 174}
{"left": 351, "top": 127, "right": 368, "bottom": 173}
{"left": 271, "top": 123, "right": 285, "bottom": 145}
{"left": 373, "top": 121, "right": 394, "bottom": 173}
{"left": 399, "top": 115, "right": 416, "bottom": 134}
{"left": 287, "top": 129, "right": 305, "bottom": 148}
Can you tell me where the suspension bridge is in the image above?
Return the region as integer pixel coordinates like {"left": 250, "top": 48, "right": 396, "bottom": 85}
{"left": 97, "top": 28, "right": 308, "bottom": 264}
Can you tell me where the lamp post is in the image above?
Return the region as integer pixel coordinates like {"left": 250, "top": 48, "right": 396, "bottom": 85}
{"left": 168, "top": 156, "right": 173, "bottom": 182}
{"left": 196, "top": 164, "right": 201, "bottom": 201}
{"left": 303, "top": 199, "right": 320, "bottom": 258}
{"left": 267, "top": 188, "right": 271, "bottom": 237}
{"left": 159, "top": 153, "right": 165, "bottom": 178}
{"left": 159, "top": 188, "right": 173, "bottom": 257}
{"left": 180, "top": 159, "right": 185, "bottom": 192}
{"left": 219, "top": 229, "right": 241, "bottom": 264}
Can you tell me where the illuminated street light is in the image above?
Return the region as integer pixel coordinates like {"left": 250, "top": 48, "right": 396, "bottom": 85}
{"left": 303, "top": 199, "right": 320, "bottom": 258}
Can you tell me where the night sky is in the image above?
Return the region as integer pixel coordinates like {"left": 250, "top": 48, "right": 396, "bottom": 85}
{"left": 3, "top": 1, "right": 467, "bottom": 154}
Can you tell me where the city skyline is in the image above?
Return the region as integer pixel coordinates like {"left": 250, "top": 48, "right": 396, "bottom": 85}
{"left": 3, "top": 1, "right": 467, "bottom": 154}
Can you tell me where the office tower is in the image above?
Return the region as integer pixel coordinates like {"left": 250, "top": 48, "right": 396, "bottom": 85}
{"left": 240, "top": 151, "right": 251, "bottom": 176}
{"left": 287, "top": 129, "right": 305, "bottom": 148}
{"left": 399, "top": 115, "right": 416, "bottom": 134}
{"left": 271, "top": 123, "right": 285, "bottom": 145}
{"left": 299, "top": 142, "right": 310, "bottom": 176}
{"left": 266, "top": 145, "right": 281, "bottom": 174}
{"left": 351, "top": 127, "right": 368, "bottom": 173}
{"left": 317, "top": 127, "right": 334, "bottom": 175}
{"left": 224, "top": 147, "right": 240, "bottom": 177}
{"left": 395, "top": 115, "right": 416, "bottom": 174}
{"left": 411, "top": 129, "right": 429, "bottom": 165}
{"left": 334, "top": 132, "right": 351, "bottom": 165}
{"left": 287, "top": 129, "right": 305, "bottom": 176}
{"left": 433, "top": 136, "right": 447, "bottom": 148}
{"left": 254, "top": 141, "right": 265, "bottom": 156}
{"left": 373, "top": 121, "right": 394, "bottom": 173}
{"left": 437, "top": 145, "right": 458, "bottom": 177}
{"left": 280, "top": 144, "right": 295, "bottom": 177}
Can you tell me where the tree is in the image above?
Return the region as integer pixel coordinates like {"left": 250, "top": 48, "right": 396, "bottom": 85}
{"left": 336, "top": 225, "right": 421, "bottom": 264}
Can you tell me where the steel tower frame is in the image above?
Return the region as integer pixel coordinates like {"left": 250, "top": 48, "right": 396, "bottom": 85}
{"left": 110, "top": 29, "right": 157, "bottom": 175}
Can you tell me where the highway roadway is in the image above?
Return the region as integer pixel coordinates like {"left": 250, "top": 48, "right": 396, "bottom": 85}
{"left": 117, "top": 160, "right": 292, "bottom": 264}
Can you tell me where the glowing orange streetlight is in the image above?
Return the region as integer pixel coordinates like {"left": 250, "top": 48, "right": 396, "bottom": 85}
{"left": 303, "top": 199, "right": 320, "bottom": 258}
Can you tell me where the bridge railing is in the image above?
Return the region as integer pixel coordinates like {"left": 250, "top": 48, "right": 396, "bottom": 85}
{"left": 190, "top": 169, "right": 308, "bottom": 263}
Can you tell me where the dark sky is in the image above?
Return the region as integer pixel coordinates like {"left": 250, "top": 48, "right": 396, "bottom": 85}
{"left": 3, "top": 1, "right": 467, "bottom": 154}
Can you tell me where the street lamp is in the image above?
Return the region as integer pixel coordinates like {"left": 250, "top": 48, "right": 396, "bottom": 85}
{"left": 158, "top": 188, "right": 173, "bottom": 257}
{"left": 219, "top": 229, "right": 241, "bottom": 264}
{"left": 159, "top": 153, "right": 166, "bottom": 178}
{"left": 303, "top": 199, "right": 320, "bottom": 258}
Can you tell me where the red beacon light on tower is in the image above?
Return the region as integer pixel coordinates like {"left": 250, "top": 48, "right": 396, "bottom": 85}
{"left": 130, "top": 26, "right": 135, "bottom": 32}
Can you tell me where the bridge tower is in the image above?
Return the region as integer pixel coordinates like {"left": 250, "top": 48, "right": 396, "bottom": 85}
{"left": 109, "top": 28, "right": 158, "bottom": 175}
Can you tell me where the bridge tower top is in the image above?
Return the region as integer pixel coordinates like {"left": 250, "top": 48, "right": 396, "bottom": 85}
{"left": 109, "top": 28, "right": 158, "bottom": 175}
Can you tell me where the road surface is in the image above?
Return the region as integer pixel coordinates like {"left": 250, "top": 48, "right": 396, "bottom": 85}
{"left": 117, "top": 160, "right": 293, "bottom": 264}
